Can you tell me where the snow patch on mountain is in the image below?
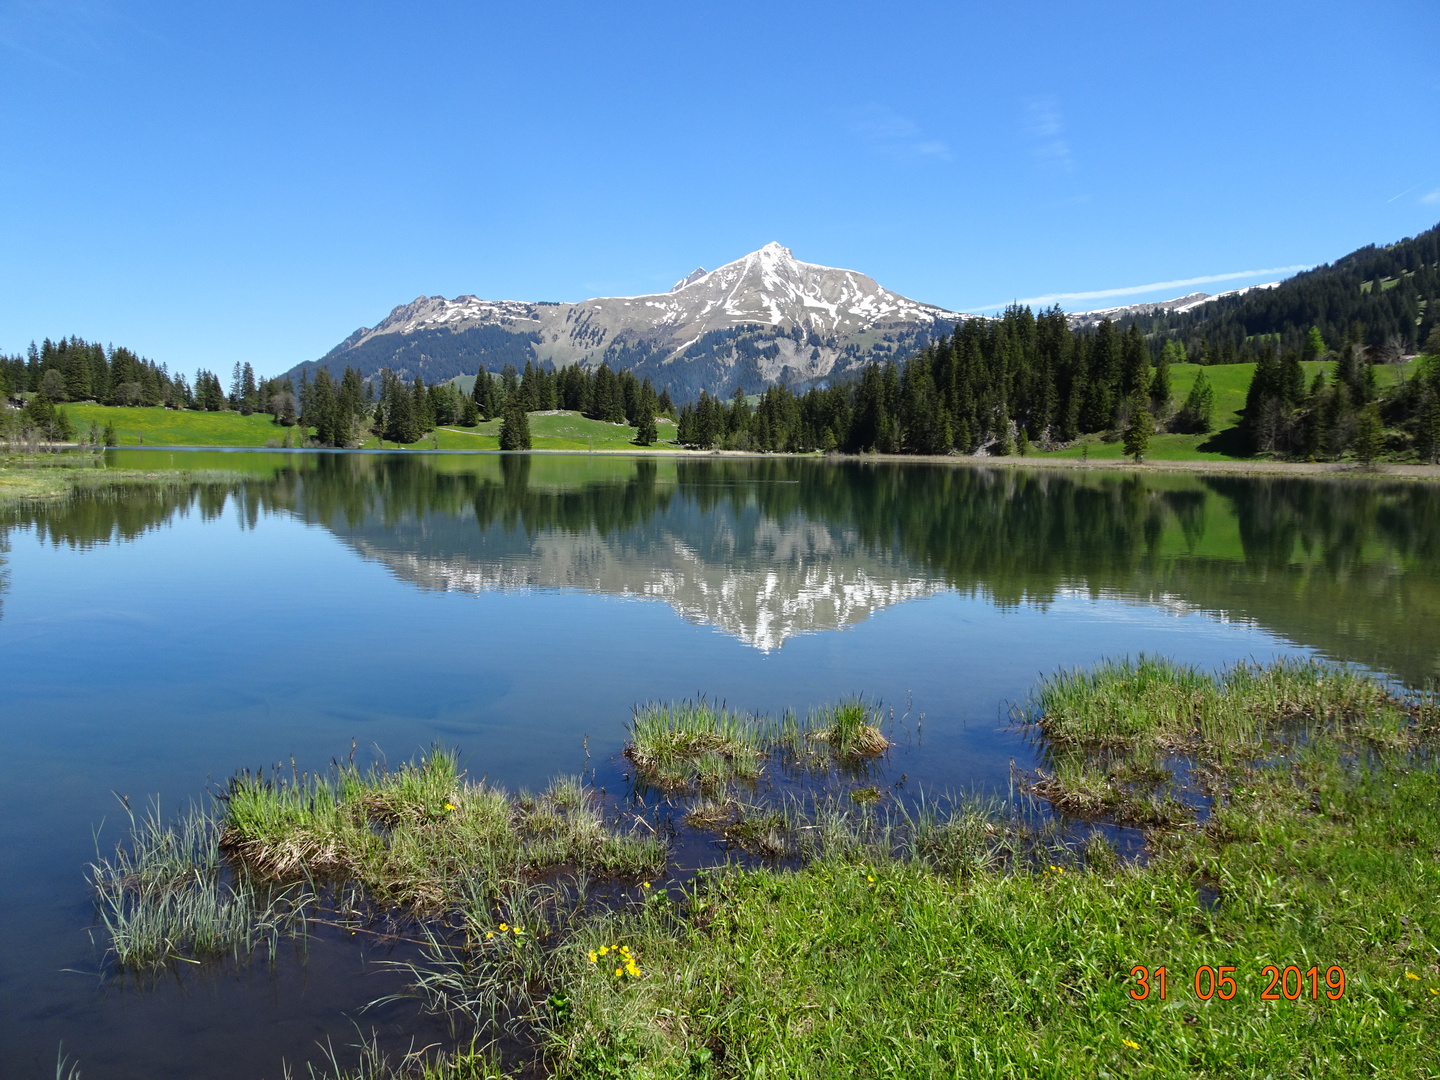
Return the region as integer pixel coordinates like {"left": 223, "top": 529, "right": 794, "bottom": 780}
{"left": 322, "top": 242, "right": 969, "bottom": 384}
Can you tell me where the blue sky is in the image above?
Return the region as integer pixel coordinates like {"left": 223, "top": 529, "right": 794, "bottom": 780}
{"left": 2, "top": 0, "right": 1438, "bottom": 377}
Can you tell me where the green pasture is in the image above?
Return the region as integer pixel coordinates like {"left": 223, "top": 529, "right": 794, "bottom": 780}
{"left": 1037, "top": 360, "right": 1420, "bottom": 462}
{"left": 59, "top": 404, "right": 679, "bottom": 452}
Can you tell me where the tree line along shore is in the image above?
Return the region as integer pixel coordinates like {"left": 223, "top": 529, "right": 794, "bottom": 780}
{"left": 3, "top": 315, "right": 1438, "bottom": 466}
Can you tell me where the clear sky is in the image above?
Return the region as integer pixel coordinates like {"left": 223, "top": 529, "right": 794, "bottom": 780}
{"left": 2, "top": 0, "right": 1438, "bottom": 378}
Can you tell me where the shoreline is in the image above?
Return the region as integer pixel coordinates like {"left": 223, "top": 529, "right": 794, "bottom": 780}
{"left": 84, "top": 443, "right": 1440, "bottom": 480}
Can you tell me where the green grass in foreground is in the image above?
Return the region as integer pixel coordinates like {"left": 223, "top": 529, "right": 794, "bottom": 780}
{"left": 91, "top": 668, "right": 1440, "bottom": 1078}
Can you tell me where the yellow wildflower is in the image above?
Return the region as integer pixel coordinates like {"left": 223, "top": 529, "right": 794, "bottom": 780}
{"left": 615, "top": 967, "right": 623, "bottom": 977}
{"left": 1121, "top": 1039, "right": 1140, "bottom": 1050}
{"left": 485, "top": 932, "right": 494, "bottom": 940}
{"left": 588, "top": 950, "right": 597, "bottom": 963}
{"left": 1406, "top": 972, "right": 1420, "bottom": 980}
{"left": 499, "top": 923, "right": 508, "bottom": 932}
{"left": 642, "top": 881, "right": 651, "bottom": 889}
{"left": 444, "top": 803, "right": 455, "bottom": 811}
{"left": 867, "top": 875, "right": 875, "bottom": 883}
{"left": 599, "top": 946, "right": 609, "bottom": 956}
{"left": 1431, "top": 988, "right": 1438, "bottom": 996}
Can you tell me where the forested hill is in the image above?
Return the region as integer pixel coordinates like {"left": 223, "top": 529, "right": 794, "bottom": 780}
{"left": 1128, "top": 222, "right": 1439, "bottom": 362}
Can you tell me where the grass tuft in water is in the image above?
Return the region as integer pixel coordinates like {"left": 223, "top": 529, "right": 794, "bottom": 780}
{"left": 626, "top": 696, "right": 888, "bottom": 791}
{"left": 219, "top": 748, "right": 664, "bottom": 910}
{"left": 89, "top": 798, "right": 309, "bottom": 969}
{"left": 625, "top": 699, "right": 764, "bottom": 791}
{"left": 281, "top": 1029, "right": 506, "bottom": 1080}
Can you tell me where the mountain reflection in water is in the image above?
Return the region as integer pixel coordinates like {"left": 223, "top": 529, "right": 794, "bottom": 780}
{"left": 9, "top": 452, "right": 1440, "bottom": 681}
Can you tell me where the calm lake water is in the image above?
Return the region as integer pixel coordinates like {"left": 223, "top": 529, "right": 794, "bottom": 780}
{"left": 2, "top": 451, "right": 1436, "bottom": 1077}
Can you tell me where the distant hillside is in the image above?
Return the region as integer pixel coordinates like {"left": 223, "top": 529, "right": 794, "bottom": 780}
{"left": 1126, "top": 222, "right": 1440, "bottom": 360}
{"left": 286, "top": 243, "right": 963, "bottom": 399}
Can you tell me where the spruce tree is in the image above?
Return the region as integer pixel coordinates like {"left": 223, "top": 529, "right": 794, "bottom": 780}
{"left": 1123, "top": 388, "right": 1153, "bottom": 463}
{"left": 1120, "top": 322, "right": 1150, "bottom": 399}
{"left": 1416, "top": 380, "right": 1440, "bottom": 464}
{"left": 1354, "top": 402, "right": 1383, "bottom": 467}
{"left": 1151, "top": 343, "right": 1174, "bottom": 413}
{"left": 1178, "top": 370, "right": 1214, "bottom": 433}
{"left": 499, "top": 396, "right": 531, "bottom": 450}
{"left": 635, "top": 412, "right": 658, "bottom": 446}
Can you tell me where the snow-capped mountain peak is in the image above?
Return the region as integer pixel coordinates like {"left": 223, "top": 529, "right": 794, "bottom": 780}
{"left": 308, "top": 244, "right": 971, "bottom": 397}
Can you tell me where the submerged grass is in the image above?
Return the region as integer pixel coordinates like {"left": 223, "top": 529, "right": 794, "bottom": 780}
{"left": 0, "top": 458, "right": 245, "bottom": 509}
{"left": 1021, "top": 656, "right": 1433, "bottom": 828}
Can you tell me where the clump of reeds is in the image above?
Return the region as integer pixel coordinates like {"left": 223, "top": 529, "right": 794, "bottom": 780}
{"left": 219, "top": 749, "right": 664, "bottom": 911}
{"left": 625, "top": 700, "right": 765, "bottom": 791}
{"left": 1022, "top": 656, "right": 1424, "bottom": 827}
{"left": 89, "top": 798, "right": 310, "bottom": 969}
{"left": 281, "top": 1029, "right": 507, "bottom": 1080}
{"left": 799, "top": 698, "right": 890, "bottom": 760}
{"left": 626, "top": 697, "right": 889, "bottom": 791}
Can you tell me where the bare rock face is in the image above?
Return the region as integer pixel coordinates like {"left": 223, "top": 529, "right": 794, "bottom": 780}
{"left": 300, "top": 243, "right": 970, "bottom": 397}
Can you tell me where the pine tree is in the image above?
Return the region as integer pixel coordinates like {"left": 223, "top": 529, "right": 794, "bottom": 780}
{"left": 1151, "top": 342, "right": 1174, "bottom": 413}
{"left": 499, "top": 395, "right": 532, "bottom": 450}
{"left": 1178, "top": 370, "right": 1214, "bottom": 433}
{"left": 1416, "top": 380, "right": 1440, "bottom": 464}
{"left": 1123, "top": 388, "right": 1153, "bottom": 462}
{"left": 635, "top": 412, "right": 658, "bottom": 446}
{"left": 1120, "top": 322, "right": 1150, "bottom": 399}
{"left": 1354, "top": 402, "right": 1384, "bottom": 467}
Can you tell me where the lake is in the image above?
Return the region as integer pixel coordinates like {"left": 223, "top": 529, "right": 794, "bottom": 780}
{"left": 2, "top": 451, "right": 1436, "bottom": 1077}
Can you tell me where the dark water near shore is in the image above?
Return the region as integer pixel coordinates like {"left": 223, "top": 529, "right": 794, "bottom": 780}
{"left": 2, "top": 451, "right": 1436, "bottom": 1077}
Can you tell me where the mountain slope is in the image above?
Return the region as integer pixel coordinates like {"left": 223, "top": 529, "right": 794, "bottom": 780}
{"left": 289, "top": 243, "right": 965, "bottom": 399}
{"left": 1124, "top": 222, "right": 1440, "bottom": 355}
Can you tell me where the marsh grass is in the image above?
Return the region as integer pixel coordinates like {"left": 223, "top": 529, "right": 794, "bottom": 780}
{"left": 1021, "top": 656, "right": 1428, "bottom": 825}
{"left": 281, "top": 1029, "right": 507, "bottom": 1080}
{"left": 625, "top": 700, "right": 765, "bottom": 791}
{"left": 89, "top": 798, "right": 310, "bottom": 969}
{"left": 116, "top": 661, "right": 1440, "bottom": 1076}
{"left": 1032, "top": 655, "right": 1413, "bottom": 756}
{"left": 626, "top": 697, "right": 889, "bottom": 792}
{"left": 0, "top": 460, "right": 245, "bottom": 511}
{"left": 219, "top": 749, "right": 664, "bottom": 910}
{"left": 543, "top": 666, "right": 1440, "bottom": 1078}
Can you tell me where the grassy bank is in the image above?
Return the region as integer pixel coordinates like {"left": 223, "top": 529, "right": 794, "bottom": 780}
{"left": 0, "top": 456, "right": 243, "bottom": 508}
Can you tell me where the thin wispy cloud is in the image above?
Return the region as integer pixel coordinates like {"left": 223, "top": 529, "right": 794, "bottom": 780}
{"left": 972, "top": 265, "right": 1313, "bottom": 312}
{"left": 1025, "top": 97, "right": 1072, "bottom": 173}
{"left": 1422, "top": 189, "right": 1440, "bottom": 205}
{"left": 849, "top": 103, "right": 951, "bottom": 161}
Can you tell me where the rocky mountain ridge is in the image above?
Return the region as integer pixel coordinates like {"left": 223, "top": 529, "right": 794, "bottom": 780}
{"left": 291, "top": 243, "right": 967, "bottom": 399}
